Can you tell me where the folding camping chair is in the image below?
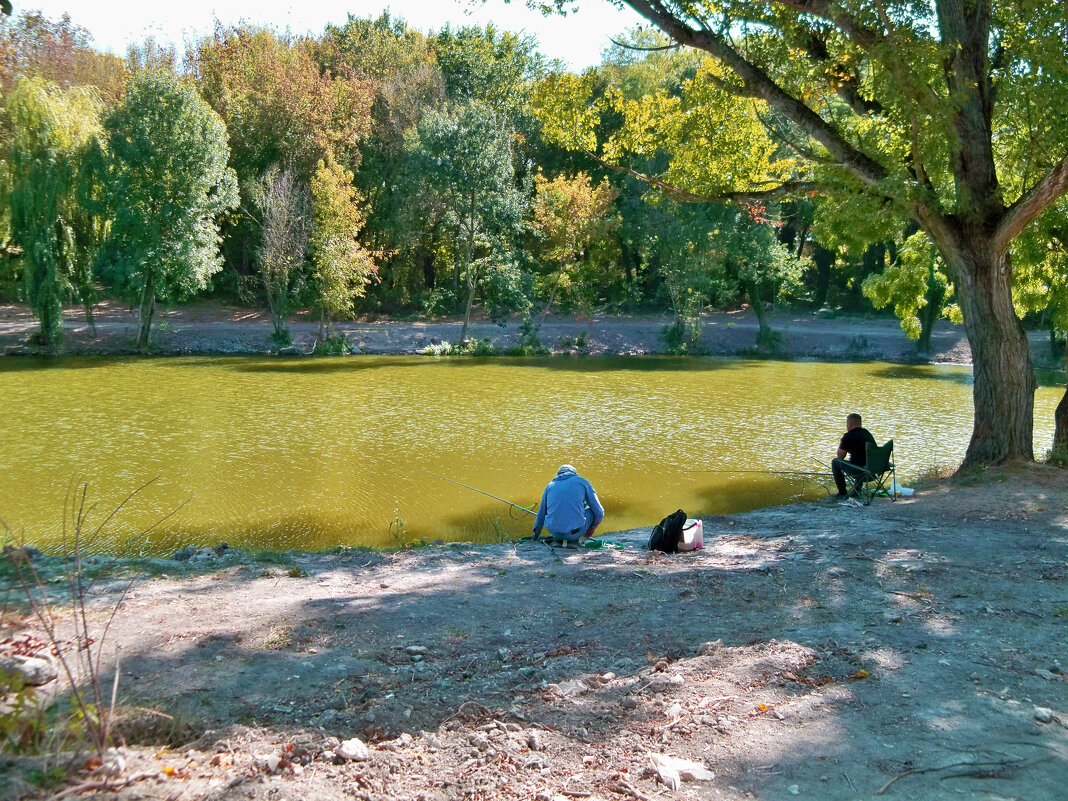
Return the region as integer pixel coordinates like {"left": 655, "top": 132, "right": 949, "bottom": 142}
{"left": 845, "top": 439, "right": 896, "bottom": 505}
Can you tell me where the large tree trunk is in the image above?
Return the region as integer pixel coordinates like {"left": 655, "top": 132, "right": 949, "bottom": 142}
{"left": 812, "top": 247, "right": 834, "bottom": 308}
{"left": 1054, "top": 348, "right": 1068, "bottom": 460}
{"left": 949, "top": 246, "right": 1037, "bottom": 467}
{"left": 917, "top": 260, "right": 945, "bottom": 354}
{"left": 458, "top": 268, "right": 476, "bottom": 346}
{"left": 136, "top": 269, "right": 155, "bottom": 352}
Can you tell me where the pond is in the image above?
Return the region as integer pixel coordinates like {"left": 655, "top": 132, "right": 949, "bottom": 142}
{"left": 0, "top": 356, "right": 1062, "bottom": 554}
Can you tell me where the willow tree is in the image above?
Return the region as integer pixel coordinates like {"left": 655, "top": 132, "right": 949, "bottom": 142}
{"left": 531, "top": 0, "right": 1068, "bottom": 468}
{"left": 96, "top": 70, "right": 237, "bottom": 351}
{"left": 6, "top": 76, "right": 103, "bottom": 348}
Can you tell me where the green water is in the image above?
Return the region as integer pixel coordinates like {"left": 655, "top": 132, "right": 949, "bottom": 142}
{"left": 0, "top": 356, "right": 1061, "bottom": 554}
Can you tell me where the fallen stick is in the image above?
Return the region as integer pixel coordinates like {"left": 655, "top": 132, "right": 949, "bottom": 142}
{"left": 877, "top": 757, "right": 1027, "bottom": 795}
{"left": 606, "top": 778, "right": 652, "bottom": 801}
{"left": 49, "top": 771, "right": 159, "bottom": 801}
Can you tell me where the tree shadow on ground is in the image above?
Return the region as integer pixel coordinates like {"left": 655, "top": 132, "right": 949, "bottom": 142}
{"left": 22, "top": 479, "right": 1065, "bottom": 800}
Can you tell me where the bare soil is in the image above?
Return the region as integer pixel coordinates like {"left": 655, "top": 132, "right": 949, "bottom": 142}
{"left": 2, "top": 300, "right": 1063, "bottom": 368}
{"left": 3, "top": 465, "right": 1067, "bottom": 800}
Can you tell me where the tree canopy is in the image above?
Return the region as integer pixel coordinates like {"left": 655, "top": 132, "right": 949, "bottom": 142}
{"left": 527, "top": 0, "right": 1068, "bottom": 467}
{"left": 95, "top": 70, "right": 238, "bottom": 350}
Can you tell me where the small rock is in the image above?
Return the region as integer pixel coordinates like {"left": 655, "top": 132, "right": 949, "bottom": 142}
{"left": 173, "top": 546, "right": 197, "bottom": 561}
{"left": 337, "top": 737, "right": 371, "bottom": 761}
{"left": 1035, "top": 669, "right": 1057, "bottom": 681}
{"left": 556, "top": 679, "right": 587, "bottom": 696}
{"left": 601, "top": 672, "right": 616, "bottom": 682}
{"left": 320, "top": 750, "right": 336, "bottom": 762}
{"left": 526, "top": 731, "right": 543, "bottom": 751}
{"left": 1034, "top": 707, "right": 1055, "bottom": 723}
{"left": 665, "top": 702, "right": 683, "bottom": 718}
{"left": 700, "top": 639, "right": 724, "bottom": 655}
{"left": 255, "top": 753, "right": 282, "bottom": 773}
{"left": 620, "top": 697, "right": 639, "bottom": 710}
{"left": 535, "top": 793, "right": 551, "bottom": 801}
{"left": 100, "top": 747, "right": 126, "bottom": 777}
{"left": 788, "top": 784, "right": 800, "bottom": 795}
{"left": 498, "top": 648, "right": 511, "bottom": 661}
{"left": 0, "top": 655, "right": 58, "bottom": 686}
{"left": 969, "top": 672, "right": 981, "bottom": 682}
{"left": 405, "top": 645, "right": 427, "bottom": 655}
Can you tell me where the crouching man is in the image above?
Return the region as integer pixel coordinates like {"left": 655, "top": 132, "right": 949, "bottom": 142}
{"left": 531, "top": 464, "right": 605, "bottom": 549}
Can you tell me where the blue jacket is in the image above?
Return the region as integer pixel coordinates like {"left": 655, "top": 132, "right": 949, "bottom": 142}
{"left": 533, "top": 468, "right": 604, "bottom": 536}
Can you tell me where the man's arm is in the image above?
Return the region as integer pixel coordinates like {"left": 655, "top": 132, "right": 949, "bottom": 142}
{"left": 836, "top": 432, "right": 848, "bottom": 460}
{"left": 584, "top": 480, "right": 605, "bottom": 536}
{"left": 532, "top": 487, "right": 549, "bottom": 535}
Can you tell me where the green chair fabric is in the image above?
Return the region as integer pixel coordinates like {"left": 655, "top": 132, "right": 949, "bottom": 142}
{"left": 846, "top": 440, "right": 896, "bottom": 505}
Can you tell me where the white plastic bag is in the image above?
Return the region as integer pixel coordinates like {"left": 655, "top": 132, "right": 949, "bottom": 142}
{"left": 677, "top": 519, "right": 703, "bottom": 551}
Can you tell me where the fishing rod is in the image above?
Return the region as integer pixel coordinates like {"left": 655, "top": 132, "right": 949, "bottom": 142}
{"left": 693, "top": 469, "right": 832, "bottom": 477}
{"left": 422, "top": 470, "right": 538, "bottom": 516}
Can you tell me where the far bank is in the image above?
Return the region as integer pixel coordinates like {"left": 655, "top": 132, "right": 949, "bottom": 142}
{"left": 3, "top": 301, "right": 1065, "bottom": 369}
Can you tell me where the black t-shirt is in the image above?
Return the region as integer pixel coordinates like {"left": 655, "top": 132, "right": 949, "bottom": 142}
{"left": 839, "top": 427, "right": 876, "bottom": 466}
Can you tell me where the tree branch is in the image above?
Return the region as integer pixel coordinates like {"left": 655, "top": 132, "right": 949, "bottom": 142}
{"left": 608, "top": 37, "right": 680, "bottom": 53}
{"left": 623, "top": 1, "right": 889, "bottom": 188}
{"left": 579, "top": 148, "right": 821, "bottom": 204}
{"left": 771, "top": 0, "right": 883, "bottom": 51}
{"left": 993, "top": 154, "right": 1068, "bottom": 253}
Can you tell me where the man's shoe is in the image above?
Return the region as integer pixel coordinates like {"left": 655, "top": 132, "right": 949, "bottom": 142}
{"left": 825, "top": 493, "right": 848, "bottom": 503}
{"left": 563, "top": 540, "right": 579, "bottom": 549}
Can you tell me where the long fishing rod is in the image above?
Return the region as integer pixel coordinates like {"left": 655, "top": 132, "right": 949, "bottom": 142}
{"left": 422, "top": 470, "right": 538, "bottom": 516}
{"left": 693, "top": 469, "right": 832, "bottom": 477}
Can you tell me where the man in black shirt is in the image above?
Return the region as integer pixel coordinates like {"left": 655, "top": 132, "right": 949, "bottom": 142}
{"left": 830, "top": 412, "right": 876, "bottom": 500}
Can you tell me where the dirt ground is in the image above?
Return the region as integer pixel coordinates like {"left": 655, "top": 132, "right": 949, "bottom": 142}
{"left": 3, "top": 299, "right": 1063, "bottom": 368}
{"left": 2, "top": 464, "right": 1067, "bottom": 800}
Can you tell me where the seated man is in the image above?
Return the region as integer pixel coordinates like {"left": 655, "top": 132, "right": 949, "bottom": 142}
{"left": 532, "top": 464, "right": 605, "bottom": 548}
{"left": 830, "top": 412, "right": 876, "bottom": 500}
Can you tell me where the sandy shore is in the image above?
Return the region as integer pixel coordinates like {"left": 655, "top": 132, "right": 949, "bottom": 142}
{"left": 3, "top": 300, "right": 1064, "bottom": 368}
{"left": 2, "top": 464, "right": 1067, "bottom": 800}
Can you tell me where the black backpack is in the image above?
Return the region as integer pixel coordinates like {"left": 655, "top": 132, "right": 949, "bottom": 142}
{"left": 648, "top": 509, "right": 687, "bottom": 553}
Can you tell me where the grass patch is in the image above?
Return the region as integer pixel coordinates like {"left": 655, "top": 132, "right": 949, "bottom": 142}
{"left": 262, "top": 623, "right": 294, "bottom": 650}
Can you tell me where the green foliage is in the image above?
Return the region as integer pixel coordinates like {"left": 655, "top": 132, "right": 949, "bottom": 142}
{"left": 96, "top": 70, "right": 238, "bottom": 349}
{"left": 430, "top": 23, "right": 543, "bottom": 115}
{"left": 530, "top": 171, "right": 619, "bottom": 317}
{"left": 5, "top": 76, "right": 104, "bottom": 348}
{"left": 862, "top": 232, "right": 951, "bottom": 343}
{"left": 533, "top": 57, "right": 792, "bottom": 200}
{"left": 423, "top": 337, "right": 498, "bottom": 356}
{"left": 310, "top": 156, "right": 377, "bottom": 337}
{"left": 312, "top": 334, "right": 349, "bottom": 355}
{"left": 407, "top": 100, "right": 528, "bottom": 342}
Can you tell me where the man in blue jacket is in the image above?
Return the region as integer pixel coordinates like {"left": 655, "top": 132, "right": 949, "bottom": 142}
{"left": 532, "top": 464, "right": 605, "bottom": 548}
